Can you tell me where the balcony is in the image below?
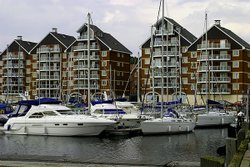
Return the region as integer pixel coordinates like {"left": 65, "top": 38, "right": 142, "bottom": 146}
{"left": 38, "top": 75, "right": 60, "bottom": 80}
{"left": 78, "top": 34, "right": 95, "bottom": 40}
{"left": 197, "top": 54, "right": 231, "bottom": 61}
{"left": 3, "top": 81, "right": 24, "bottom": 86}
{"left": 153, "top": 51, "right": 179, "bottom": 57}
{"left": 154, "top": 71, "right": 179, "bottom": 78}
{"left": 73, "top": 84, "right": 99, "bottom": 90}
{"left": 3, "top": 63, "right": 24, "bottom": 68}
{"left": 3, "top": 53, "right": 24, "bottom": 60}
{"left": 153, "top": 83, "right": 179, "bottom": 89}
{"left": 153, "top": 40, "right": 179, "bottom": 47}
{"left": 37, "top": 47, "right": 61, "bottom": 53}
{"left": 155, "top": 29, "right": 174, "bottom": 36}
{"left": 198, "top": 88, "right": 231, "bottom": 94}
{"left": 39, "top": 66, "right": 60, "bottom": 71}
{"left": 2, "top": 90, "right": 24, "bottom": 95}
{"left": 74, "top": 54, "right": 99, "bottom": 60}
{"left": 197, "top": 43, "right": 231, "bottom": 50}
{"left": 3, "top": 73, "right": 24, "bottom": 77}
{"left": 73, "top": 44, "right": 99, "bottom": 51}
{"left": 74, "top": 74, "right": 99, "bottom": 80}
{"left": 197, "top": 77, "right": 231, "bottom": 83}
{"left": 197, "top": 66, "right": 231, "bottom": 72}
{"left": 39, "top": 56, "right": 60, "bottom": 62}
{"left": 154, "top": 62, "right": 178, "bottom": 68}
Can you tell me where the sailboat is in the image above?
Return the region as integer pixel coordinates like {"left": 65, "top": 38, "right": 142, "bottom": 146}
{"left": 194, "top": 13, "right": 235, "bottom": 127}
{"left": 141, "top": 0, "right": 195, "bottom": 135}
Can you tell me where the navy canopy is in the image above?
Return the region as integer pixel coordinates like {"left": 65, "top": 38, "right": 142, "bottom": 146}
{"left": 19, "top": 98, "right": 62, "bottom": 105}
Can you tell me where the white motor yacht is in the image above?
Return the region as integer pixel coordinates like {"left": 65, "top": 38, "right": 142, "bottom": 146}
{"left": 3, "top": 99, "right": 116, "bottom": 136}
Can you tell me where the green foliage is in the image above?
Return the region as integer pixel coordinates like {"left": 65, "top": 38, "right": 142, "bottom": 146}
{"left": 130, "top": 56, "right": 138, "bottom": 64}
{"left": 201, "top": 156, "right": 224, "bottom": 167}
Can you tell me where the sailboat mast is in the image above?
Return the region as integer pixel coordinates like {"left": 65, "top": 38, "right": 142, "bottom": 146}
{"left": 87, "top": 13, "right": 91, "bottom": 114}
{"left": 151, "top": 25, "right": 155, "bottom": 106}
{"left": 137, "top": 51, "right": 140, "bottom": 102}
{"left": 160, "top": 0, "right": 164, "bottom": 118}
{"left": 205, "top": 12, "right": 209, "bottom": 112}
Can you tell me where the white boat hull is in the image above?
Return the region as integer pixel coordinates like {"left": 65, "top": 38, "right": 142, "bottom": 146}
{"left": 141, "top": 118, "right": 195, "bottom": 135}
{"left": 4, "top": 122, "right": 112, "bottom": 136}
{"left": 195, "top": 112, "right": 235, "bottom": 127}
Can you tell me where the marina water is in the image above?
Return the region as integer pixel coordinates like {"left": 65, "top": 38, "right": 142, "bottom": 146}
{"left": 0, "top": 128, "right": 227, "bottom": 165}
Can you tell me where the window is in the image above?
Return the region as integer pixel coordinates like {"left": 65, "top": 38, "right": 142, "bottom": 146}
{"left": 102, "top": 51, "right": 107, "bottom": 57}
{"left": 102, "top": 80, "right": 107, "bottom": 86}
{"left": 191, "top": 84, "right": 195, "bottom": 90}
{"left": 248, "top": 73, "right": 250, "bottom": 79}
{"left": 117, "top": 62, "right": 121, "bottom": 66}
{"left": 29, "top": 112, "right": 44, "bottom": 118}
{"left": 145, "top": 48, "right": 150, "bottom": 54}
{"left": 233, "top": 50, "right": 239, "bottom": 57}
{"left": 182, "top": 57, "right": 188, "bottom": 63}
{"left": 191, "top": 73, "right": 196, "bottom": 80}
{"left": 233, "top": 72, "right": 239, "bottom": 79}
{"left": 248, "top": 62, "right": 250, "bottom": 68}
{"left": 101, "top": 70, "right": 107, "bottom": 76}
{"left": 191, "top": 62, "right": 197, "bottom": 69}
{"left": 233, "top": 83, "right": 239, "bottom": 90}
{"left": 117, "top": 53, "right": 120, "bottom": 57}
{"left": 102, "top": 61, "right": 107, "bottom": 67}
{"left": 232, "top": 61, "right": 239, "bottom": 68}
{"left": 182, "top": 67, "right": 188, "bottom": 74}
{"left": 182, "top": 78, "right": 188, "bottom": 84}
{"left": 191, "top": 52, "right": 197, "bottom": 58}
{"left": 144, "top": 69, "right": 149, "bottom": 75}
{"left": 145, "top": 58, "right": 150, "bottom": 65}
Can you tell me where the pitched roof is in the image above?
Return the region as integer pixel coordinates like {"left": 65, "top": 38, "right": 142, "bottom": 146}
{"left": 216, "top": 25, "right": 250, "bottom": 49}
{"left": 1, "top": 39, "right": 37, "bottom": 56}
{"left": 50, "top": 32, "right": 76, "bottom": 48}
{"left": 77, "top": 23, "right": 132, "bottom": 54}
{"left": 30, "top": 31, "right": 76, "bottom": 53}
{"left": 141, "top": 17, "right": 197, "bottom": 48}
{"left": 187, "top": 23, "right": 250, "bottom": 51}
{"left": 15, "top": 40, "right": 37, "bottom": 53}
{"left": 164, "top": 17, "right": 197, "bottom": 43}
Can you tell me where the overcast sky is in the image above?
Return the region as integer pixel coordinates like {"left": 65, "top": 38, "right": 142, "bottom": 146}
{"left": 0, "top": 0, "right": 250, "bottom": 56}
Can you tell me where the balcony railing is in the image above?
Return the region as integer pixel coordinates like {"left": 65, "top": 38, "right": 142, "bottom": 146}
{"left": 37, "top": 47, "right": 61, "bottom": 53}
{"left": 3, "top": 81, "right": 24, "bottom": 85}
{"left": 39, "top": 75, "right": 60, "bottom": 80}
{"left": 153, "top": 51, "right": 179, "bottom": 57}
{"left": 74, "top": 54, "right": 99, "bottom": 60}
{"left": 78, "top": 34, "right": 95, "bottom": 40}
{"left": 197, "top": 77, "right": 231, "bottom": 83}
{"left": 73, "top": 45, "right": 99, "bottom": 51}
{"left": 198, "top": 88, "right": 231, "bottom": 94}
{"left": 155, "top": 29, "right": 174, "bottom": 35}
{"left": 3, "top": 73, "right": 24, "bottom": 77}
{"left": 154, "top": 62, "right": 178, "bottom": 68}
{"left": 153, "top": 40, "right": 179, "bottom": 46}
{"left": 154, "top": 72, "right": 179, "bottom": 77}
{"left": 197, "top": 54, "right": 231, "bottom": 61}
{"left": 3, "top": 64, "right": 24, "bottom": 68}
{"left": 3, "top": 53, "right": 24, "bottom": 60}
{"left": 39, "top": 56, "right": 60, "bottom": 62}
{"left": 197, "top": 43, "right": 231, "bottom": 50}
{"left": 197, "top": 66, "right": 231, "bottom": 72}
{"left": 74, "top": 84, "right": 99, "bottom": 89}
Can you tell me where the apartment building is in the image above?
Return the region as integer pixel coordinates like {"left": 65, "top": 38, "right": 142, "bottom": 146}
{"left": 65, "top": 23, "right": 132, "bottom": 101}
{"left": 30, "top": 28, "right": 75, "bottom": 100}
{"left": 182, "top": 20, "right": 250, "bottom": 105}
{"left": 140, "top": 17, "right": 196, "bottom": 102}
{"left": 0, "top": 36, "right": 37, "bottom": 102}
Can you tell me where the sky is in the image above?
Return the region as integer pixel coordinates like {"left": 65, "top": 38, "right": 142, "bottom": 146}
{"left": 0, "top": 0, "right": 250, "bottom": 57}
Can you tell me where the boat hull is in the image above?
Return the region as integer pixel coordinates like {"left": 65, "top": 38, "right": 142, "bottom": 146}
{"left": 4, "top": 122, "right": 112, "bottom": 136}
{"left": 195, "top": 112, "right": 235, "bottom": 127}
{"left": 141, "top": 118, "right": 195, "bottom": 135}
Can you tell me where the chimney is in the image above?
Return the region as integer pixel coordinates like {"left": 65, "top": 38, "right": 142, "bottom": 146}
{"left": 214, "top": 20, "right": 221, "bottom": 26}
{"left": 17, "top": 36, "right": 22, "bottom": 40}
{"left": 52, "top": 28, "right": 57, "bottom": 33}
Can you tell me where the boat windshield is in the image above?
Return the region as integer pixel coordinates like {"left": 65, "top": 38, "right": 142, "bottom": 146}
{"left": 56, "top": 110, "right": 76, "bottom": 115}
{"left": 43, "top": 111, "right": 58, "bottom": 116}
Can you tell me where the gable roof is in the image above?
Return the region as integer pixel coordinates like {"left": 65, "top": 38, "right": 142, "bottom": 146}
{"left": 141, "top": 17, "right": 197, "bottom": 48}
{"left": 187, "top": 23, "right": 250, "bottom": 51}
{"left": 30, "top": 31, "right": 75, "bottom": 53}
{"left": 1, "top": 39, "right": 37, "bottom": 56}
{"left": 76, "top": 23, "right": 132, "bottom": 54}
{"left": 216, "top": 25, "right": 250, "bottom": 49}
{"left": 164, "top": 17, "right": 197, "bottom": 43}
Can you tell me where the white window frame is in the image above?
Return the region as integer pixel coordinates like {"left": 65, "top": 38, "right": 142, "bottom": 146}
{"left": 101, "top": 80, "right": 107, "bottom": 86}
{"left": 102, "top": 51, "right": 107, "bottom": 57}
{"left": 144, "top": 48, "right": 150, "bottom": 55}
{"left": 232, "top": 61, "right": 239, "bottom": 68}
{"left": 101, "top": 70, "right": 107, "bottom": 76}
{"left": 232, "top": 83, "right": 239, "bottom": 90}
{"left": 233, "top": 72, "right": 239, "bottom": 79}
{"left": 233, "top": 50, "right": 239, "bottom": 57}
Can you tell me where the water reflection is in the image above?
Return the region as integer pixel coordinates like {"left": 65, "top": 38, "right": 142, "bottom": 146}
{"left": 0, "top": 128, "right": 227, "bottom": 165}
